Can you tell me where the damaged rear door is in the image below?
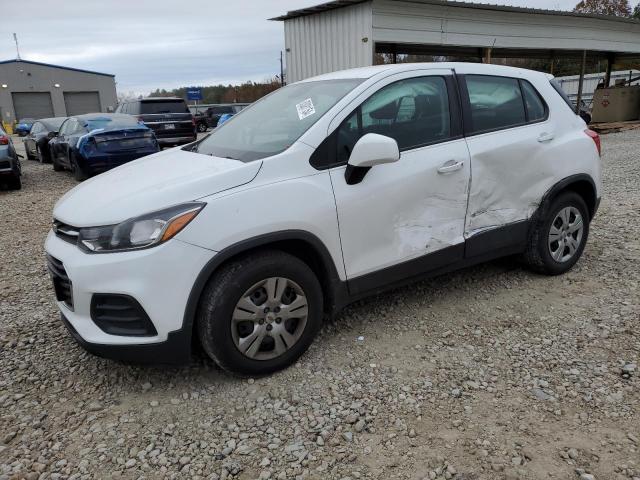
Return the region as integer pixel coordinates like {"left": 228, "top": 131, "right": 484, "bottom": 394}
{"left": 459, "top": 72, "right": 553, "bottom": 244}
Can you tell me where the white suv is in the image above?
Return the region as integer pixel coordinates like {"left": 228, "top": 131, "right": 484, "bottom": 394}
{"left": 45, "top": 63, "right": 602, "bottom": 375}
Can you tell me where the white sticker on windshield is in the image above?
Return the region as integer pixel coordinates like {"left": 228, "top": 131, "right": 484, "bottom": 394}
{"left": 296, "top": 98, "right": 316, "bottom": 120}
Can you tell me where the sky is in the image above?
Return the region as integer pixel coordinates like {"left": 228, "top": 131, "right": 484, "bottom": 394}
{"left": 1, "top": 0, "right": 638, "bottom": 94}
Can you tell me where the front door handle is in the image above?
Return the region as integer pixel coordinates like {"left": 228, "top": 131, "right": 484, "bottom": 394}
{"left": 437, "top": 160, "right": 464, "bottom": 174}
{"left": 538, "top": 132, "right": 554, "bottom": 143}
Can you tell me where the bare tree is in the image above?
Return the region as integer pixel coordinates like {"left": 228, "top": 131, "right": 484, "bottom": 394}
{"left": 573, "top": 0, "right": 632, "bottom": 16}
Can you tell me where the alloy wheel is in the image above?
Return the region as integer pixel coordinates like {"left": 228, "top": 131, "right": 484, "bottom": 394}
{"left": 548, "top": 206, "right": 584, "bottom": 263}
{"left": 231, "top": 277, "right": 309, "bottom": 361}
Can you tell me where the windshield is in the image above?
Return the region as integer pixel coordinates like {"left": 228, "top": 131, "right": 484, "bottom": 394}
{"left": 42, "top": 118, "right": 66, "bottom": 131}
{"left": 193, "top": 79, "right": 362, "bottom": 161}
{"left": 85, "top": 116, "right": 142, "bottom": 131}
{"left": 19, "top": 118, "right": 35, "bottom": 124}
{"left": 141, "top": 100, "right": 189, "bottom": 114}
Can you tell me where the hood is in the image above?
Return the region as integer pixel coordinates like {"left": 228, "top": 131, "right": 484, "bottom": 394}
{"left": 53, "top": 148, "right": 261, "bottom": 227}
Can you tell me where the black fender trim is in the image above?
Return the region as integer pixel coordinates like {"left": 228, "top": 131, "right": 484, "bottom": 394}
{"left": 538, "top": 174, "right": 599, "bottom": 220}
{"left": 182, "top": 230, "right": 348, "bottom": 351}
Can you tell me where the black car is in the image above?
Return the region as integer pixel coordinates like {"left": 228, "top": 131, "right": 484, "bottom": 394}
{"left": 205, "top": 104, "right": 249, "bottom": 127}
{"left": 23, "top": 117, "right": 67, "bottom": 163}
{"left": 0, "top": 125, "right": 22, "bottom": 190}
{"left": 116, "top": 97, "right": 196, "bottom": 147}
{"left": 189, "top": 106, "right": 210, "bottom": 133}
{"left": 49, "top": 113, "right": 160, "bottom": 181}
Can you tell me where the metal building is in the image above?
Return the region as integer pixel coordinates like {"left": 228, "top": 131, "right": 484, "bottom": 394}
{"left": 273, "top": 0, "right": 640, "bottom": 90}
{"left": 0, "top": 59, "right": 117, "bottom": 124}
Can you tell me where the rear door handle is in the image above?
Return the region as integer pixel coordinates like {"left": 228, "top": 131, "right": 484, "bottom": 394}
{"left": 437, "top": 160, "right": 464, "bottom": 174}
{"left": 538, "top": 132, "right": 554, "bottom": 143}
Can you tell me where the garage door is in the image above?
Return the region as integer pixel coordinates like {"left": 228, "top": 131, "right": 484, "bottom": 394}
{"left": 63, "top": 92, "right": 101, "bottom": 116}
{"left": 12, "top": 92, "right": 54, "bottom": 120}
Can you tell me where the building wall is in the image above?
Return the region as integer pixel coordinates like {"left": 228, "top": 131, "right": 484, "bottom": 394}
{"left": 0, "top": 61, "right": 117, "bottom": 123}
{"left": 371, "top": 0, "right": 640, "bottom": 52}
{"left": 284, "top": 2, "right": 373, "bottom": 83}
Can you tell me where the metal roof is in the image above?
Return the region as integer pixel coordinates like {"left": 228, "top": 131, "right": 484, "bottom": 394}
{"left": 270, "top": 0, "right": 640, "bottom": 24}
{"left": 0, "top": 59, "right": 115, "bottom": 77}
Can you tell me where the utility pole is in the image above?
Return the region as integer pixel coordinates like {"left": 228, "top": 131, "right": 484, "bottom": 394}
{"left": 13, "top": 33, "right": 21, "bottom": 60}
{"left": 279, "top": 51, "right": 285, "bottom": 86}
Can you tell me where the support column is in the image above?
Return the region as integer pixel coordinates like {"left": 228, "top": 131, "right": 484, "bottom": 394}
{"left": 604, "top": 53, "right": 614, "bottom": 87}
{"left": 549, "top": 51, "right": 555, "bottom": 75}
{"left": 576, "top": 50, "right": 587, "bottom": 114}
{"left": 483, "top": 47, "right": 492, "bottom": 64}
{"left": 392, "top": 44, "right": 398, "bottom": 64}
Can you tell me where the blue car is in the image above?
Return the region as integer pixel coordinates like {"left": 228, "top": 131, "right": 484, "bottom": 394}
{"left": 216, "top": 113, "right": 234, "bottom": 127}
{"left": 15, "top": 118, "right": 36, "bottom": 136}
{"left": 49, "top": 113, "right": 160, "bottom": 181}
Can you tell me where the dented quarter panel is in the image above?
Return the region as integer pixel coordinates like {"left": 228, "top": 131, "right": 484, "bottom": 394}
{"left": 461, "top": 66, "right": 602, "bottom": 237}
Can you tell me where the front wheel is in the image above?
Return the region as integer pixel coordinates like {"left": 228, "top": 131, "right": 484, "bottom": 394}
{"left": 71, "top": 154, "right": 88, "bottom": 181}
{"left": 524, "top": 192, "right": 590, "bottom": 275}
{"left": 197, "top": 250, "right": 323, "bottom": 376}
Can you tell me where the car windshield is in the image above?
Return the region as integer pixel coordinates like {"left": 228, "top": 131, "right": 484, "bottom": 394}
{"left": 43, "top": 118, "right": 66, "bottom": 131}
{"left": 193, "top": 79, "right": 363, "bottom": 161}
{"left": 85, "top": 116, "right": 141, "bottom": 131}
{"left": 141, "top": 100, "right": 189, "bottom": 114}
{"left": 19, "top": 118, "right": 35, "bottom": 124}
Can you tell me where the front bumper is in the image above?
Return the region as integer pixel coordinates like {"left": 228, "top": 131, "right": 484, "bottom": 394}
{"left": 45, "top": 230, "right": 215, "bottom": 363}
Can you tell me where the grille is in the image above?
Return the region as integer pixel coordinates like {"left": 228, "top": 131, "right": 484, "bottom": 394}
{"left": 91, "top": 294, "right": 157, "bottom": 337}
{"left": 53, "top": 220, "right": 80, "bottom": 245}
{"left": 47, "top": 255, "right": 73, "bottom": 310}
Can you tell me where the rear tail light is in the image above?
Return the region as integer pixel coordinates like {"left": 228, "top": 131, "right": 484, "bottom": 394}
{"left": 0, "top": 135, "right": 8, "bottom": 145}
{"left": 584, "top": 129, "right": 601, "bottom": 156}
{"left": 191, "top": 116, "right": 196, "bottom": 127}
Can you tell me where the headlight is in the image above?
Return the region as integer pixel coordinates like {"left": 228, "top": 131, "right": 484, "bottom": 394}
{"left": 78, "top": 202, "right": 204, "bottom": 253}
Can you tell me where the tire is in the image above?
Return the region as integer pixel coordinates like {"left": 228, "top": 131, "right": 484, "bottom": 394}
{"left": 52, "top": 157, "right": 63, "bottom": 171}
{"left": 71, "top": 154, "right": 88, "bottom": 181}
{"left": 10, "top": 175, "right": 22, "bottom": 190}
{"left": 524, "top": 191, "right": 590, "bottom": 275}
{"left": 197, "top": 122, "right": 207, "bottom": 133}
{"left": 197, "top": 250, "right": 323, "bottom": 376}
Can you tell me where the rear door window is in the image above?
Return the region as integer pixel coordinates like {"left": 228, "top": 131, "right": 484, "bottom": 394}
{"left": 465, "top": 75, "right": 526, "bottom": 134}
{"left": 521, "top": 80, "right": 547, "bottom": 122}
{"left": 140, "top": 100, "right": 189, "bottom": 114}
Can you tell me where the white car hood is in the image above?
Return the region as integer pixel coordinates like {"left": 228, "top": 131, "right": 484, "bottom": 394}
{"left": 53, "top": 148, "right": 261, "bottom": 227}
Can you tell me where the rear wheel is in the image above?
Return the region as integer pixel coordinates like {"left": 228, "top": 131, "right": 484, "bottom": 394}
{"left": 197, "top": 122, "right": 207, "bottom": 133}
{"left": 10, "top": 174, "right": 22, "bottom": 190}
{"left": 197, "top": 250, "right": 323, "bottom": 375}
{"left": 524, "top": 192, "right": 589, "bottom": 275}
{"left": 26, "top": 145, "right": 35, "bottom": 160}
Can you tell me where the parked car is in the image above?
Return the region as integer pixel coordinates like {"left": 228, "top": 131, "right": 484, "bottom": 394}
{"left": 116, "top": 97, "right": 196, "bottom": 147}
{"left": 45, "top": 63, "right": 602, "bottom": 375}
{"left": 49, "top": 113, "right": 159, "bottom": 181}
{"left": 0, "top": 125, "right": 21, "bottom": 190}
{"left": 189, "top": 106, "right": 210, "bottom": 133}
{"left": 15, "top": 118, "right": 36, "bottom": 136}
{"left": 23, "top": 117, "right": 67, "bottom": 163}
{"left": 206, "top": 103, "right": 248, "bottom": 127}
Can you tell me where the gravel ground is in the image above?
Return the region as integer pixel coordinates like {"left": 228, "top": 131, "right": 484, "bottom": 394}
{"left": 1, "top": 132, "right": 638, "bottom": 480}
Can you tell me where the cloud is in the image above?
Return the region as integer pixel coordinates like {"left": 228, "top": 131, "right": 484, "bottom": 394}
{"left": 2, "top": 0, "right": 636, "bottom": 93}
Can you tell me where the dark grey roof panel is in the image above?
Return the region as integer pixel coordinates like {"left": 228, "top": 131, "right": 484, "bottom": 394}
{"left": 0, "top": 59, "right": 115, "bottom": 77}
{"left": 271, "top": 0, "right": 640, "bottom": 24}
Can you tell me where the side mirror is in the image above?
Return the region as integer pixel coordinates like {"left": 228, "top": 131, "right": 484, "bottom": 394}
{"left": 344, "top": 133, "right": 400, "bottom": 185}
